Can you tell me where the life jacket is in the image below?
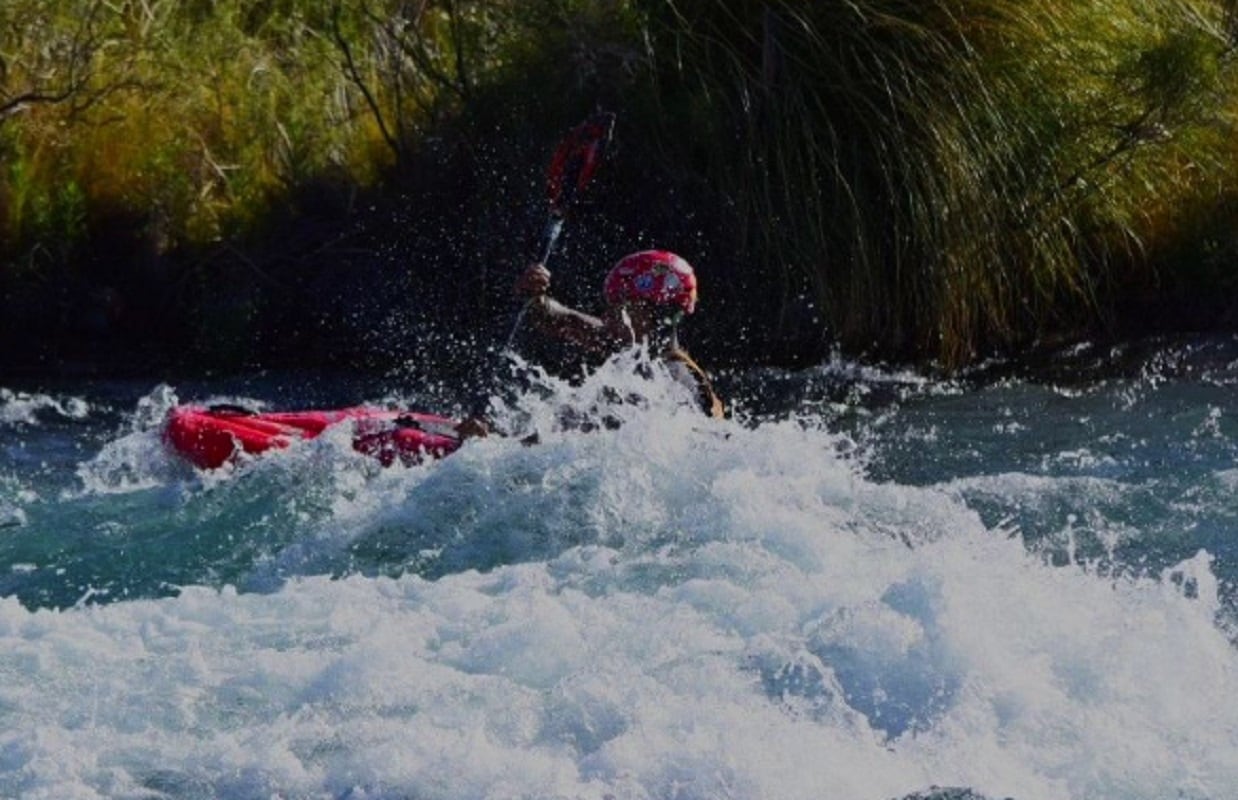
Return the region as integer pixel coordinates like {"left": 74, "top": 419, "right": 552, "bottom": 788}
{"left": 663, "top": 347, "right": 726, "bottom": 419}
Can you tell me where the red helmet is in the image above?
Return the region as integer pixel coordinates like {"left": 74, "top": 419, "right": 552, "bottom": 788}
{"left": 603, "top": 250, "right": 698, "bottom": 315}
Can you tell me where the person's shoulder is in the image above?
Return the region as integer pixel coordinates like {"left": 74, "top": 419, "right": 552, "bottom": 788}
{"left": 662, "top": 346, "right": 693, "bottom": 364}
{"left": 662, "top": 346, "right": 726, "bottom": 419}
{"left": 662, "top": 346, "right": 712, "bottom": 375}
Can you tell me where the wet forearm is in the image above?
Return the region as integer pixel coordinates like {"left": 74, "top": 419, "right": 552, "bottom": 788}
{"left": 527, "top": 296, "right": 614, "bottom": 352}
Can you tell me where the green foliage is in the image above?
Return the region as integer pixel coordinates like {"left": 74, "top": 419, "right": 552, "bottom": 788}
{"left": 0, "top": 0, "right": 511, "bottom": 255}
{"left": 1, "top": 0, "right": 1237, "bottom": 367}
{"left": 627, "top": 0, "right": 1238, "bottom": 364}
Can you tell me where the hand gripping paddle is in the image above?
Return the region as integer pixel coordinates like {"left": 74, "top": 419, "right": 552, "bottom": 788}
{"left": 453, "top": 113, "right": 616, "bottom": 436}
{"left": 505, "top": 111, "right": 616, "bottom": 349}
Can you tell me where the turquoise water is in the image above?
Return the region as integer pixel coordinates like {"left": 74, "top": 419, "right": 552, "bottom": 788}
{"left": 1, "top": 337, "right": 1236, "bottom": 799}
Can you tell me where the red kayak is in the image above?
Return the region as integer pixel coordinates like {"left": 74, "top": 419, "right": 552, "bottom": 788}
{"left": 164, "top": 405, "right": 463, "bottom": 469}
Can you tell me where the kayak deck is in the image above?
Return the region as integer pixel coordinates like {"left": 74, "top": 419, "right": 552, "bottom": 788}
{"left": 164, "top": 405, "right": 462, "bottom": 469}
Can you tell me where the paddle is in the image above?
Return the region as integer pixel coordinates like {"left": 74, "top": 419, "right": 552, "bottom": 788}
{"left": 422, "top": 112, "right": 615, "bottom": 440}
{"left": 505, "top": 111, "right": 616, "bottom": 349}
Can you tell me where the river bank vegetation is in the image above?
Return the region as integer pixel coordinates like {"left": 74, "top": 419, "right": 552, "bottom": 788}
{"left": 2, "top": 0, "right": 1237, "bottom": 373}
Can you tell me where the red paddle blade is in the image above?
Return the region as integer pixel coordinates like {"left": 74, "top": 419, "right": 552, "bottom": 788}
{"left": 546, "top": 111, "right": 616, "bottom": 214}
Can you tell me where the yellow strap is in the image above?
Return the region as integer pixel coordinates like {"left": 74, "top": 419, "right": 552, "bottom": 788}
{"left": 663, "top": 348, "right": 726, "bottom": 419}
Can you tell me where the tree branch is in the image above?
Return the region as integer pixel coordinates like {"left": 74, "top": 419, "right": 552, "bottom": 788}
{"left": 331, "top": 2, "right": 404, "bottom": 164}
{"left": 0, "top": 0, "right": 112, "bottom": 125}
{"left": 0, "top": 88, "right": 78, "bottom": 119}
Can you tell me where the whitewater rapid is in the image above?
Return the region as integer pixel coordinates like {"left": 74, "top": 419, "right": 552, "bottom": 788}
{"left": 1, "top": 343, "right": 1237, "bottom": 799}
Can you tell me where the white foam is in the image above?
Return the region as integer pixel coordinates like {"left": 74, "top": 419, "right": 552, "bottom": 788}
{"left": 17, "top": 354, "right": 1237, "bottom": 799}
{"left": 69, "top": 385, "right": 185, "bottom": 496}
{"left": 1, "top": 521, "right": 1235, "bottom": 799}
{"left": 0, "top": 388, "right": 91, "bottom": 427}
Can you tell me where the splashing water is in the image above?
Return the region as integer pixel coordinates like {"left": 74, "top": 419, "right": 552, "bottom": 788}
{"left": 0, "top": 388, "right": 91, "bottom": 427}
{"left": 0, "top": 338, "right": 1237, "bottom": 799}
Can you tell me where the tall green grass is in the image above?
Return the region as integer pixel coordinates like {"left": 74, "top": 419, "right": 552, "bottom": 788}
{"left": 1, "top": 0, "right": 1236, "bottom": 367}
{"left": 0, "top": 0, "right": 517, "bottom": 254}
{"left": 628, "top": 0, "right": 1238, "bottom": 365}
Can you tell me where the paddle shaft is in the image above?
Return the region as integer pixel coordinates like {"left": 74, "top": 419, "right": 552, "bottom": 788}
{"left": 503, "top": 113, "right": 613, "bottom": 348}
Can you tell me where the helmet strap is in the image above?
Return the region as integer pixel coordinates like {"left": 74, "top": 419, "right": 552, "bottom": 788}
{"left": 668, "top": 310, "right": 684, "bottom": 351}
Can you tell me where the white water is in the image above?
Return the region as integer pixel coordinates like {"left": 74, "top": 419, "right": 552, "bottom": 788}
{"left": 0, "top": 388, "right": 91, "bottom": 427}
{"left": 2, "top": 352, "right": 1238, "bottom": 799}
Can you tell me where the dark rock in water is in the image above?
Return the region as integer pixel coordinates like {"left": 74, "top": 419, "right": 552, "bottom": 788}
{"left": 896, "top": 788, "right": 1014, "bottom": 800}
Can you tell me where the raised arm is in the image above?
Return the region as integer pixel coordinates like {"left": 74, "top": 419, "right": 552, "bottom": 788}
{"left": 515, "top": 263, "right": 620, "bottom": 354}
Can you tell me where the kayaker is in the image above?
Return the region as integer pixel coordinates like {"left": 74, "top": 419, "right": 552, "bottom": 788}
{"left": 457, "top": 250, "right": 725, "bottom": 439}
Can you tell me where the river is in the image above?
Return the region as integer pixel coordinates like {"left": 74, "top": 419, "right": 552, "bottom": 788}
{"left": 0, "top": 335, "right": 1235, "bottom": 799}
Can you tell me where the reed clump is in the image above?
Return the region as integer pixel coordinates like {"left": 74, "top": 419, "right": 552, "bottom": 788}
{"left": 629, "top": 0, "right": 1238, "bottom": 365}
{"left": 2, "top": 0, "right": 1237, "bottom": 368}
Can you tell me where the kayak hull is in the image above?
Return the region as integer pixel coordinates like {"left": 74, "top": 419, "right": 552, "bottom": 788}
{"left": 164, "top": 405, "right": 462, "bottom": 469}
